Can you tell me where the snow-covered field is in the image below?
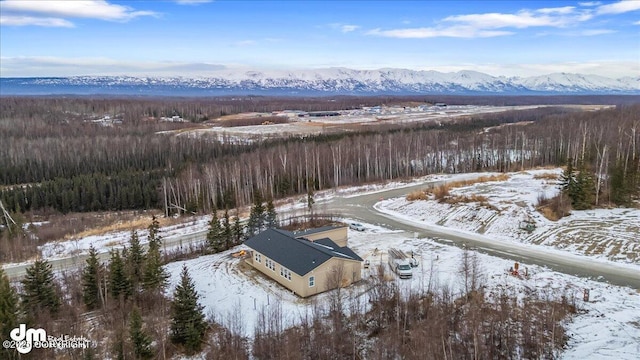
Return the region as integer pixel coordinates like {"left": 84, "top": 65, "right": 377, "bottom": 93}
{"left": 164, "top": 222, "right": 640, "bottom": 359}
{"left": 377, "top": 169, "right": 640, "bottom": 265}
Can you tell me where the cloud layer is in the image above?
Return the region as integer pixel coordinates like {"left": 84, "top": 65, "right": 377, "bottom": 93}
{"left": 0, "top": 0, "right": 157, "bottom": 27}
{"left": 368, "top": 0, "right": 638, "bottom": 38}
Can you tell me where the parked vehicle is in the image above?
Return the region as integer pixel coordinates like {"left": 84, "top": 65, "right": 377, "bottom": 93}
{"left": 388, "top": 248, "right": 413, "bottom": 279}
{"left": 349, "top": 223, "right": 365, "bottom": 231}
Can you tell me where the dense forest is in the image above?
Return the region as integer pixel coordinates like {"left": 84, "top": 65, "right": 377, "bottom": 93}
{"left": 1, "top": 96, "right": 638, "bottom": 218}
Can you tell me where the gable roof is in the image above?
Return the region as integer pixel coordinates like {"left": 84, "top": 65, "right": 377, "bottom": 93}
{"left": 293, "top": 225, "right": 345, "bottom": 238}
{"left": 244, "top": 228, "right": 362, "bottom": 277}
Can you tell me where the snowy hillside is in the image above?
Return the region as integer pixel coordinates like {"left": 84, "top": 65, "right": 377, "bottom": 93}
{"left": 2, "top": 68, "right": 638, "bottom": 95}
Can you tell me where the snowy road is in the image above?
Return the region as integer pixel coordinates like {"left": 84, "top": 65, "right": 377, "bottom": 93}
{"left": 320, "top": 179, "right": 640, "bottom": 290}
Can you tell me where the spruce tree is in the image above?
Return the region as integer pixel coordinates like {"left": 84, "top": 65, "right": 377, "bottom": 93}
{"left": 143, "top": 240, "right": 168, "bottom": 294}
{"left": 246, "top": 191, "right": 265, "bottom": 238}
{"left": 129, "top": 307, "right": 153, "bottom": 360}
{"left": 232, "top": 215, "right": 244, "bottom": 245}
{"left": 126, "top": 230, "right": 145, "bottom": 292}
{"left": 1, "top": 268, "right": 20, "bottom": 359}
{"left": 170, "top": 265, "right": 207, "bottom": 355}
{"left": 82, "top": 246, "right": 104, "bottom": 310}
{"left": 20, "top": 259, "right": 60, "bottom": 317}
{"left": 206, "top": 209, "right": 224, "bottom": 252}
{"left": 108, "top": 250, "right": 132, "bottom": 301}
{"left": 266, "top": 199, "right": 278, "bottom": 228}
{"left": 147, "top": 215, "right": 162, "bottom": 250}
{"left": 143, "top": 216, "right": 169, "bottom": 293}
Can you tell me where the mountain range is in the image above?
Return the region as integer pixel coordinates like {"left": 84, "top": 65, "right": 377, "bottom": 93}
{"left": 1, "top": 68, "right": 638, "bottom": 96}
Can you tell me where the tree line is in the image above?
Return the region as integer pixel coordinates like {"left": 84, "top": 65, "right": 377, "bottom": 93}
{"left": 1, "top": 101, "right": 638, "bottom": 218}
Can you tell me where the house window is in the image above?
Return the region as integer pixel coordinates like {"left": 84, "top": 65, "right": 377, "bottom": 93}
{"left": 255, "top": 253, "right": 261, "bottom": 263}
{"left": 309, "top": 276, "right": 315, "bottom": 287}
{"left": 265, "top": 258, "right": 275, "bottom": 271}
{"left": 280, "top": 267, "right": 291, "bottom": 281}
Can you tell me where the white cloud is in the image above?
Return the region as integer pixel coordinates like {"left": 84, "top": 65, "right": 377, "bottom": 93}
{"left": 580, "top": 29, "right": 616, "bottom": 35}
{"left": 0, "top": 15, "right": 74, "bottom": 27}
{"left": 0, "top": 0, "right": 157, "bottom": 25}
{"left": 443, "top": 10, "right": 590, "bottom": 29}
{"left": 328, "top": 23, "right": 360, "bottom": 33}
{"left": 368, "top": 1, "right": 635, "bottom": 40}
{"left": 597, "top": 0, "right": 640, "bottom": 15}
{"left": 579, "top": 1, "right": 601, "bottom": 6}
{"left": 341, "top": 24, "right": 359, "bottom": 33}
{"left": 367, "top": 26, "right": 512, "bottom": 38}
{"left": 0, "top": 56, "right": 230, "bottom": 77}
{"left": 537, "top": 6, "right": 576, "bottom": 15}
{"left": 635, "top": 20, "right": 640, "bottom": 25}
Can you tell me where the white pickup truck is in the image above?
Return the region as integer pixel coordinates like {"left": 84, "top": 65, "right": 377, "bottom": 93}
{"left": 388, "top": 248, "right": 413, "bottom": 279}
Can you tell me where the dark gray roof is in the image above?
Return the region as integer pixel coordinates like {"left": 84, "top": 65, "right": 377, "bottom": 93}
{"left": 293, "top": 225, "right": 345, "bottom": 238}
{"left": 244, "top": 228, "right": 362, "bottom": 277}
{"left": 313, "top": 238, "right": 363, "bottom": 262}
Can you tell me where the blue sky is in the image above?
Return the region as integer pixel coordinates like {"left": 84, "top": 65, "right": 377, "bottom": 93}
{"left": 1, "top": 0, "right": 639, "bottom": 77}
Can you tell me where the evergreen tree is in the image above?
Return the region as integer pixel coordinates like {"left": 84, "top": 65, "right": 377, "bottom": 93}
{"left": 108, "top": 250, "right": 132, "bottom": 301}
{"left": 147, "top": 215, "right": 162, "bottom": 250}
{"left": 223, "top": 208, "right": 232, "bottom": 250}
{"left": 126, "top": 230, "right": 145, "bottom": 292}
{"left": 265, "top": 199, "right": 278, "bottom": 228}
{"left": 246, "top": 191, "right": 265, "bottom": 238}
{"left": 129, "top": 307, "right": 154, "bottom": 360}
{"left": 143, "top": 239, "right": 169, "bottom": 294}
{"left": 20, "top": 259, "right": 60, "bottom": 317}
{"left": 232, "top": 215, "right": 244, "bottom": 245}
{"left": 573, "top": 165, "right": 595, "bottom": 210}
{"left": 170, "top": 265, "right": 208, "bottom": 355}
{"left": 206, "top": 209, "right": 224, "bottom": 252}
{"left": 560, "top": 159, "right": 577, "bottom": 195}
{"left": 1, "top": 268, "right": 20, "bottom": 360}
{"left": 143, "top": 216, "right": 169, "bottom": 293}
{"left": 82, "top": 246, "right": 104, "bottom": 310}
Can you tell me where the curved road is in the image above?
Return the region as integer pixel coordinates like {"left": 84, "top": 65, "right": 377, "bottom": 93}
{"left": 321, "top": 180, "right": 640, "bottom": 290}
{"left": 5, "top": 178, "right": 639, "bottom": 290}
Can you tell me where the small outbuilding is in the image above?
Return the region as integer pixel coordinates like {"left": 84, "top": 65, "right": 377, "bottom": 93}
{"left": 244, "top": 227, "right": 362, "bottom": 297}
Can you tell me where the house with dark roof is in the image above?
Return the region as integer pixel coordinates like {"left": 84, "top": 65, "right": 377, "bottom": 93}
{"left": 244, "top": 227, "right": 363, "bottom": 297}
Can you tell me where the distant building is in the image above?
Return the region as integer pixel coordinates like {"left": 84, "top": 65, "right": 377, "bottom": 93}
{"left": 244, "top": 226, "right": 362, "bottom": 297}
{"left": 308, "top": 111, "right": 340, "bottom": 117}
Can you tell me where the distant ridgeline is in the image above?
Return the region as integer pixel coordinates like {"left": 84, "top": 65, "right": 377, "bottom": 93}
{"left": 1, "top": 71, "right": 639, "bottom": 96}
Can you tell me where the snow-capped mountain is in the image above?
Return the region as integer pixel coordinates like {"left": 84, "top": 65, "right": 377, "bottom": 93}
{"left": 1, "top": 68, "right": 638, "bottom": 95}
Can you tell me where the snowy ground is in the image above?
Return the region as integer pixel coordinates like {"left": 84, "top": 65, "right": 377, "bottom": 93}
{"left": 3, "top": 168, "right": 639, "bottom": 358}
{"left": 36, "top": 216, "right": 211, "bottom": 259}
{"left": 377, "top": 169, "right": 640, "bottom": 265}
{"left": 164, "top": 221, "right": 640, "bottom": 359}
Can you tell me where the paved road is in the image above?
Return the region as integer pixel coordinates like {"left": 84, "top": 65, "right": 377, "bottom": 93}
{"left": 321, "top": 179, "right": 640, "bottom": 290}
{"left": 5, "top": 177, "right": 639, "bottom": 290}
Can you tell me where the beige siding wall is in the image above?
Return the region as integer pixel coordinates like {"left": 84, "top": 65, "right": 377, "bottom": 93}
{"left": 246, "top": 250, "right": 362, "bottom": 298}
{"left": 303, "top": 227, "right": 348, "bottom": 247}
{"left": 298, "top": 257, "right": 362, "bottom": 298}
